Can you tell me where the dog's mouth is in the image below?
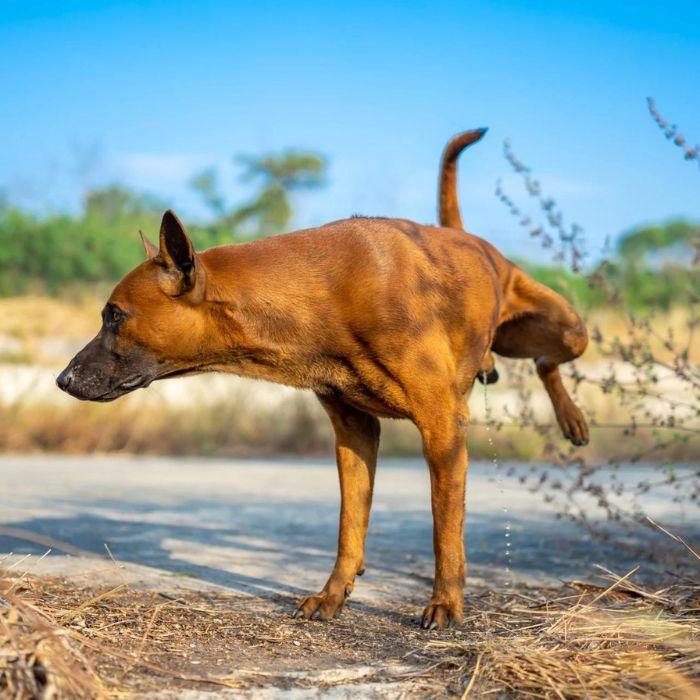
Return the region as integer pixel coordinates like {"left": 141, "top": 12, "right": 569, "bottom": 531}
{"left": 58, "top": 358, "right": 217, "bottom": 403}
{"left": 89, "top": 366, "right": 209, "bottom": 402}
{"left": 76, "top": 375, "right": 153, "bottom": 403}
{"left": 83, "top": 375, "right": 152, "bottom": 402}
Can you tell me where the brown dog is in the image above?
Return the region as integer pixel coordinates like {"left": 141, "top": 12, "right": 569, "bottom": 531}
{"left": 57, "top": 129, "right": 588, "bottom": 629}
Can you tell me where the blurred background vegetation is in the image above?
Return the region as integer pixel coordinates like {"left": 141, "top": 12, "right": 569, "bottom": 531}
{"left": 0, "top": 131, "right": 698, "bottom": 492}
{"left": 0, "top": 149, "right": 327, "bottom": 296}
{"left": 0, "top": 146, "right": 697, "bottom": 310}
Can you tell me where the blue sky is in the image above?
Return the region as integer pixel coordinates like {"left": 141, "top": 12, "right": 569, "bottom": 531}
{"left": 2, "top": 0, "right": 699, "bottom": 260}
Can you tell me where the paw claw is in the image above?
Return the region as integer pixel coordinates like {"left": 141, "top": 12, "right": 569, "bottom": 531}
{"left": 558, "top": 403, "right": 589, "bottom": 447}
{"left": 421, "top": 601, "right": 461, "bottom": 631}
{"left": 295, "top": 589, "right": 346, "bottom": 623}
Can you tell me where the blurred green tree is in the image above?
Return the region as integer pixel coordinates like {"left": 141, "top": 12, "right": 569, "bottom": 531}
{"left": 0, "top": 149, "right": 327, "bottom": 294}
{"left": 190, "top": 150, "right": 327, "bottom": 237}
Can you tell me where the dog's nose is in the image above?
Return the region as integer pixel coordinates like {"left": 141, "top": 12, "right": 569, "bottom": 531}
{"left": 56, "top": 367, "right": 74, "bottom": 392}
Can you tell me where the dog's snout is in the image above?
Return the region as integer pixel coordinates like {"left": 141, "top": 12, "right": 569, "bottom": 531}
{"left": 56, "top": 367, "right": 74, "bottom": 392}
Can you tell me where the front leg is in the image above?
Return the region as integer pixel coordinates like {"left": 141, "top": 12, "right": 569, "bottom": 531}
{"left": 294, "top": 394, "right": 380, "bottom": 621}
{"left": 417, "top": 405, "right": 468, "bottom": 630}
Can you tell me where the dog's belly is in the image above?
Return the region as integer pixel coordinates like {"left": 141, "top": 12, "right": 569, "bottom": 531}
{"left": 326, "top": 386, "right": 407, "bottom": 419}
{"left": 226, "top": 351, "right": 409, "bottom": 419}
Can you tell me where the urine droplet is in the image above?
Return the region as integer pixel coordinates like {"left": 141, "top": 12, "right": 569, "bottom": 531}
{"left": 482, "top": 372, "right": 514, "bottom": 588}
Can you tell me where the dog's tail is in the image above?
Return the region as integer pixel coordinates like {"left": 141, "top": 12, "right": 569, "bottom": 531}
{"left": 438, "top": 128, "right": 487, "bottom": 230}
{"left": 439, "top": 129, "right": 497, "bottom": 387}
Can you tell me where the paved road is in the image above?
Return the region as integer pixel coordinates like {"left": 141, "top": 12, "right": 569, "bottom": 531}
{"left": 0, "top": 456, "right": 695, "bottom": 602}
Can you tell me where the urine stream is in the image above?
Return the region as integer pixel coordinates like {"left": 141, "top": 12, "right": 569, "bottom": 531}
{"left": 481, "top": 372, "right": 513, "bottom": 587}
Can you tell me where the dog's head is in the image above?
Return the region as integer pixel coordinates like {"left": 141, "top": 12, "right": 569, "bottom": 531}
{"left": 57, "top": 210, "right": 213, "bottom": 402}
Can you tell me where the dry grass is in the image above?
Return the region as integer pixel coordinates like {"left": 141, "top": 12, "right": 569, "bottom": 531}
{"left": 1, "top": 559, "right": 698, "bottom": 698}
{"left": 582, "top": 306, "right": 700, "bottom": 365}
{"left": 0, "top": 563, "right": 421, "bottom": 698}
{"left": 0, "top": 391, "right": 335, "bottom": 457}
{"left": 0, "top": 296, "right": 100, "bottom": 364}
{"left": 0, "top": 568, "right": 106, "bottom": 698}
{"left": 3, "top": 394, "right": 697, "bottom": 460}
{"left": 0, "top": 576, "right": 250, "bottom": 698}
{"left": 426, "top": 570, "right": 700, "bottom": 698}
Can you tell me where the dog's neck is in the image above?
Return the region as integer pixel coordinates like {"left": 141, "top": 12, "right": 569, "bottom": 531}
{"left": 196, "top": 242, "right": 334, "bottom": 391}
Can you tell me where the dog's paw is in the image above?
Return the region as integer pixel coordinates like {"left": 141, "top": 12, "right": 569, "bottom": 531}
{"left": 558, "top": 402, "right": 590, "bottom": 446}
{"left": 420, "top": 600, "right": 462, "bottom": 630}
{"left": 294, "top": 589, "right": 348, "bottom": 621}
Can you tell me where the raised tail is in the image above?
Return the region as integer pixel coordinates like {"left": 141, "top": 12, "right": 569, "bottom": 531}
{"left": 439, "top": 128, "right": 496, "bottom": 386}
{"left": 438, "top": 128, "right": 487, "bottom": 229}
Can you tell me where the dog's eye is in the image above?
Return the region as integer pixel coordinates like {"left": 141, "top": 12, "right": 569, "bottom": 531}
{"left": 103, "top": 306, "right": 125, "bottom": 327}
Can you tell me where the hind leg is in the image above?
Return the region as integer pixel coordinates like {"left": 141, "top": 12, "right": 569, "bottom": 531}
{"left": 493, "top": 273, "right": 589, "bottom": 446}
{"left": 535, "top": 359, "right": 588, "bottom": 445}
{"left": 413, "top": 394, "right": 469, "bottom": 630}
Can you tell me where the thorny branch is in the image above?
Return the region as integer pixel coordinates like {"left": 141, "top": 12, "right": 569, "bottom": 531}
{"left": 494, "top": 99, "right": 700, "bottom": 547}
{"left": 647, "top": 97, "right": 700, "bottom": 169}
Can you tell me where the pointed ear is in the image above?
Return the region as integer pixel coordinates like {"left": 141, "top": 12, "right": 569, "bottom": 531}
{"left": 157, "top": 210, "right": 204, "bottom": 298}
{"left": 160, "top": 210, "right": 195, "bottom": 270}
{"left": 139, "top": 230, "right": 159, "bottom": 260}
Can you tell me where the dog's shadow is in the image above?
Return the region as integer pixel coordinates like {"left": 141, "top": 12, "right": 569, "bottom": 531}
{"left": 0, "top": 496, "right": 686, "bottom": 624}
{"left": 0, "top": 498, "right": 439, "bottom": 623}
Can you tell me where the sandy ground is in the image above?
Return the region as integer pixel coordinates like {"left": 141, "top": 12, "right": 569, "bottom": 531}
{"left": 0, "top": 456, "right": 697, "bottom": 696}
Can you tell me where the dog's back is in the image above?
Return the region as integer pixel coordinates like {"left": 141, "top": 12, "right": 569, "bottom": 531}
{"left": 198, "top": 215, "right": 506, "bottom": 412}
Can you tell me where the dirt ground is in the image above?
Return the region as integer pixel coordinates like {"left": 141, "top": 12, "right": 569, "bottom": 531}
{"left": 10, "top": 575, "right": 469, "bottom": 696}
{"left": 5, "top": 568, "right": 698, "bottom": 698}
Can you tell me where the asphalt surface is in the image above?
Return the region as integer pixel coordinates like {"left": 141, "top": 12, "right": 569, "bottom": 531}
{"left": 1, "top": 455, "right": 696, "bottom": 601}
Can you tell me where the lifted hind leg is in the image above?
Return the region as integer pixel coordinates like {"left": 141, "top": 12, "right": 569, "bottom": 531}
{"left": 493, "top": 272, "right": 589, "bottom": 446}
{"left": 536, "top": 357, "right": 589, "bottom": 446}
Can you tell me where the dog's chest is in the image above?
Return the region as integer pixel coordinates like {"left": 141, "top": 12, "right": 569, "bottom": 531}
{"left": 228, "top": 350, "right": 404, "bottom": 417}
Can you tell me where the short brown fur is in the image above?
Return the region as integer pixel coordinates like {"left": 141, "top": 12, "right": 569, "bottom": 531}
{"left": 58, "top": 130, "right": 588, "bottom": 629}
